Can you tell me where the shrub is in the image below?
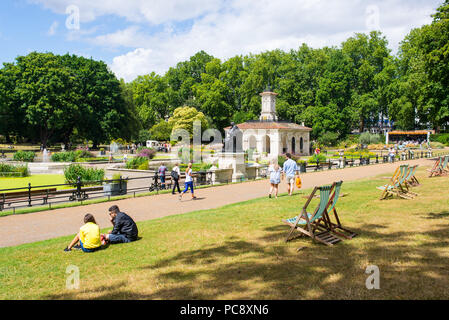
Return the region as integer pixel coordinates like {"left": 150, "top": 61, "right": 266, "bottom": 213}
{"left": 430, "top": 134, "right": 449, "bottom": 146}
{"left": 63, "top": 164, "right": 105, "bottom": 185}
{"left": 13, "top": 151, "right": 35, "bottom": 162}
{"left": 430, "top": 142, "right": 445, "bottom": 149}
{"left": 137, "top": 162, "right": 149, "bottom": 170}
{"left": 359, "top": 132, "right": 382, "bottom": 145}
{"left": 126, "top": 157, "right": 148, "bottom": 169}
{"left": 111, "top": 173, "right": 123, "bottom": 182}
{"left": 75, "top": 150, "right": 95, "bottom": 159}
{"left": 317, "top": 132, "right": 339, "bottom": 147}
{"left": 278, "top": 154, "right": 301, "bottom": 167}
{"left": 51, "top": 151, "right": 77, "bottom": 162}
{"left": 52, "top": 151, "right": 97, "bottom": 162}
{"left": 178, "top": 147, "right": 194, "bottom": 163}
{"left": 0, "top": 163, "right": 29, "bottom": 177}
{"left": 309, "top": 154, "right": 327, "bottom": 163}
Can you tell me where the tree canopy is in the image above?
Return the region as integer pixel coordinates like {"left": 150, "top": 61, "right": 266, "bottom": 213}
{"left": 2, "top": 2, "right": 449, "bottom": 148}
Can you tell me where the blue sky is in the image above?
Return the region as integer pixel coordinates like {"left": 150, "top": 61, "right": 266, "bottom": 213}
{"left": 0, "top": 0, "right": 443, "bottom": 82}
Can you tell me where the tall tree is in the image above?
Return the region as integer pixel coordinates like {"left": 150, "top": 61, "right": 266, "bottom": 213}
{"left": 13, "top": 52, "right": 80, "bottom": 148}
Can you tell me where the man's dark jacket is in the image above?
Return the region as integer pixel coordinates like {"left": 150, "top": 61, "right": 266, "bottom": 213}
{"left": 111, "top": 212, "right": 138, "bottom": 241}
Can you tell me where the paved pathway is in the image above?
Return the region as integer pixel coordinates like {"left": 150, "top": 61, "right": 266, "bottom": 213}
{"left": 0, "top": 158, "right": 434, "bottom": 248}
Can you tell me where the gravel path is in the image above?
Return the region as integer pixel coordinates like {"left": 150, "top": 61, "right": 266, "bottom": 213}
{"left": 0, "top": 158, "right": 434, "bottom": 248}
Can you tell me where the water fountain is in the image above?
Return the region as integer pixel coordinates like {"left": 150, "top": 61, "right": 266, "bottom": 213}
{"left": 42, "top": 148, "right": 49, "bottom": 162}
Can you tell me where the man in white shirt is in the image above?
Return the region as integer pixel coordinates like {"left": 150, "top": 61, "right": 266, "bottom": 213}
{"left": 283, "top": 153, "right": 298, "bottom": 196}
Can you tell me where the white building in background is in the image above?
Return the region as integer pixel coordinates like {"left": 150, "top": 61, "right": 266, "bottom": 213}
{"left": 225, "top": 90, "right": 312, "bottom": 160}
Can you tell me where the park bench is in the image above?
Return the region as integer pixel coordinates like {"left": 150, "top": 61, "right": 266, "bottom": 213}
{"left": 307, "top": 161, "right": 338, "bottom": 171}
{"left": 0, "top": 188, "right": 57, "bottom": 210}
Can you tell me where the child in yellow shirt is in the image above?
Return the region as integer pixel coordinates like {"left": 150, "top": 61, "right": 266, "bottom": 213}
{"left": 64, "top": 214, "right": 102, "bottom": 253}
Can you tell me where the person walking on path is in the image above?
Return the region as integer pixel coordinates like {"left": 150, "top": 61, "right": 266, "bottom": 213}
{"left": 102, "top": 205, "right": 139, "bottom": 244}
{"left": 171, "top": 163, "right": 181, "bottom": 194}
{"left": 158, "top": 163, "right": 168, "bottom": 189}
{"left": 283, "top": 153, "right": 299, "bottom": 196}
{"left": 268, "top": 161, "right": 282, "bottom": 199}
{"left": 179, "top": 162, "right": 197, "bottom": 201}
{"left": 64, "top": 213, "right": 102, "bottom": 253}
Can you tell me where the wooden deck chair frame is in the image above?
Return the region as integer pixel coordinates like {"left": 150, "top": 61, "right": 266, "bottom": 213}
{"left": 283, "top": 184, "right": 342, "bottom": 246}
{"left": 378, "top": 166, "right": 401, "bottom": 200}
{"left": 440, "top": 156, "right": 449, "bottom": 176}
{"left": 428, "top": 157, "right": 442, "bottom": 177}
{"left": 322, "top": 181, "right": 357, "bottom": 240}
{"left": 396, "top": 164, "right": 416, "bottom": 199}
{"left": 409, "top": 165, "right": 420, "bottom": 186}
{"left": 402, "top": 165, "right": 419, "bottom": 197}
{"left": 378, "top": 165, "right": 414, "bottom": 200}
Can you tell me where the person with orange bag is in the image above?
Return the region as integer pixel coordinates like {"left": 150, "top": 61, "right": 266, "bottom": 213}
{"left": 282, "top": 153, "right": 299, "bottom": 196}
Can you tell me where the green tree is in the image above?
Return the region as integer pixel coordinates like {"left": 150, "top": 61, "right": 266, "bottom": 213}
{"left": 168, "top": 106, "right": 209, "bottom": 137}
{"left": 149, "top": 120, "right": 173, "bottom": 141}
{"left": 13, "top": 52, "right": 81, "bottom": 148}
{"left": 59, "top": 54, "right": 132, "bottom": 148}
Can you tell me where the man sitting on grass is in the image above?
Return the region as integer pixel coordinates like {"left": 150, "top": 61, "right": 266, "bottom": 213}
{"left": 102, "top": 205, "right": 139, "bottom": 244}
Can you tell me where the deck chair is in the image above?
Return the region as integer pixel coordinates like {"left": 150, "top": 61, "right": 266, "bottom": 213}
{"left": 377, "top": 165, "right": 414, "bottom": 200}
{"left": 283, "top": 184, "right": 342, "bottom": 246}
{"left": 440, "top": 156, "right": 449, "bottom": 176}
{"left": 322, "top": 181, "right": 357, "bottom": 240}
{"left": 404, "top": 165, "right": 420, "bottom": 188}
{"left": 402, "top": 165, "right": 419, "bottom": 197}
{"left": 428, "top": 157, "right": 442, "bottom": 177}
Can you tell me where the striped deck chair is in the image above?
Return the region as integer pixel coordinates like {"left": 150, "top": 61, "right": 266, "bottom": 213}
{"left": 377, "top": 165, "right": 413, "bottom": 200}
{"left": 283, "top": 184, "right": 342, "bottom": 246}
{"left": 323, "top": 181, "right": 357, "bottom": 240}
{"left": 428, "top": 157, "right": 442, "bottom": 177}
{"left": 402, "top": 165, "right": 419, "bottom": 197}
{"left": 404, "top": 165, "right": 420, "bottom": 188}
{"left": 377, "top": 166, "right": 400, "bottom": 200}
{"left": 440, "top": 156, "right": 449, "bottom": 176}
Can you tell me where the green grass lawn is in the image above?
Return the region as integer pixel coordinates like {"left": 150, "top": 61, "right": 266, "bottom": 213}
{"left": 1, "top": 169, "right": 449, "bottom": 299}
{"left": 0, "top": 174, "right": 67, "bottom": 192}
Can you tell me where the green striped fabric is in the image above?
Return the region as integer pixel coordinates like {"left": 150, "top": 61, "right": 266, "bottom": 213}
{"left": 286, "top": 185, "right": 332, "bottom": 225}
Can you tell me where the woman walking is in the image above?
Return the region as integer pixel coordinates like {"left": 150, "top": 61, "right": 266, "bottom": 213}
{"left": 268, "top": 162, "right": 282, "bottom": 199}
{"left": 179, "top": 162, "right": 197, "bottom": 201}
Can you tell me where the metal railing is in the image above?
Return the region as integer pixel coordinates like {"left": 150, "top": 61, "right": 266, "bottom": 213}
{"left": 297, "top": 150, "right": 449, "bottom": 173}
{"left": 1, "top": 149, "right": 448, "bottom": 215}
{"left": 0, "top": 171, "right": 216, "bottom": 214}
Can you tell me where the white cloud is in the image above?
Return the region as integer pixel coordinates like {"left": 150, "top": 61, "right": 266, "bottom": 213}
{"left": 30, "top": 0, "right": 442, "bottom": 81}
{"left": 47, "top": 21, "right": 59, "bottom": 36}
{"left": 110, "top": 48, "right": 156, "bottom": 81}
{"left": 29, "top": 0, "right": 223, "bottom": 24}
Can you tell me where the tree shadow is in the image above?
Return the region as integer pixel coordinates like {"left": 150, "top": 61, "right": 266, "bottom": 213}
{"left": 44, "top": 209, "right": 449, "bottom": 300}
{"left": 426, "top": 211, "right": 449, "bottom": 219}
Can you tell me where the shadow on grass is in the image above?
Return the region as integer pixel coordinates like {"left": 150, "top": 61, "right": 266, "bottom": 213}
{"left": 43, "top": 210, "right": 449, "bottom": 300}
{"left": 426, "top": 211, "right": 449, "bottom": 219}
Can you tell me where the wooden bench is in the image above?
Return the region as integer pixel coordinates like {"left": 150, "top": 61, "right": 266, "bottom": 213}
{"left": 307, "top": 161, "right": 338, "bottom": 171}
{"left": 0, "top": 188, "right": 57, "bottom": 210}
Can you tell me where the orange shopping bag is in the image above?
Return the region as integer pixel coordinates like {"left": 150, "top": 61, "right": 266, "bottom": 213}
{"left": 295, "top": 176, "right": 302, "bottom": 189}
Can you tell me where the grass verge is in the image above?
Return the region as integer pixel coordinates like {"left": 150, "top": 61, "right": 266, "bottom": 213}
{"left": 1, "top": 169, "right": 449, "bottom": 299}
